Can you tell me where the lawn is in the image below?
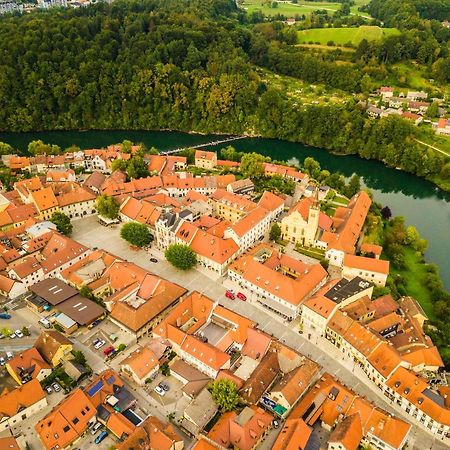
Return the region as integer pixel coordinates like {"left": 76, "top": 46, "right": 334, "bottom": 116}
{"left": 241, "top": 0, "right": 371, "bottom": 18}
{"left": 416, "top": 126, "right": 450, "bottom": 158}
{"left": 297, "top": 26, "right": 400, "bottom": 46}
{"left": 388, "top": 247, "right": 436, "bottom": 321}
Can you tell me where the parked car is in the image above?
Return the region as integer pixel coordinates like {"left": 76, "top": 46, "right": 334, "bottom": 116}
{"left": 52, "top": 382, "right": 61, "bottom": 392}
{"left": 6, "top": 351, "right": 13, "bottom": 360}
{"left": 14, "top": 329, "right": 24, "bottom": 338}
{"left": 103, "top": 346, "right": 115, "bottom": 356}
{"left": 159, "top": 382, "right": 169, "bottom": 392}
{"left": 0, "top": 313, "right": 11, "bottom": 319}
{"left": 95, "top": 430, "right": 108, "bottom": 445}
{"left": 237, "top": 292, "right": 247, "bottom": 301}
{"left": 92, "top": 338, "right": 100, "bottom": 346}
{"left": 272, "top": 419, "right": 280, "bottom": 429}
{"left": 149, "top": 257, "right": 158, "bottom": 263}
{"left": 0, "top": 357, "right": 5, "bottom": 366}
{"left": 94, "top": 339, "right": 106, "bottom": 350}
{"left": 225, "top": 290, "right": 235, "bottom": 300}
{"left": 91, "top": 422, "right": 102, "bottom": 435}
{"left": 154, "top": 385, "right": 166, "bottom": 396}
{"left": 45, "top": 385, "right": 53, "bottom": 394}
{"left": 9, "top": 332, "right": 15, "bottom": 339}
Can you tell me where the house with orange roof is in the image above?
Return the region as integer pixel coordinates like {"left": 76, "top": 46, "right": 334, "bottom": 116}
{"left": 211, "top": 189, "right": 256, "bottom": 223}
{"left": 272, "top": 418, "right": 314, "bottom": 450}
{"left": 360, "top": 242, "right": 383, "bottom": 259}
{"left": 117, "top": 415, "right": 184, "bottom": 450}
{"left": 0, "top": 379, "right": 47, "bottom": 432}
{"left": 229, "top": 244, "right": 327, "bottom": 320}
{"left": 343, "top": 254, "right": 389, "bottom": 287}
{"left": 207, "top": 405, "right": 272, "bottom": 450}
{"left": 55, "top": 183, "right": 96, "bottom": 219}
{"left": 119, "top": 196, "right": 161, "bottom": 230}
{"left": 0, "top": 273, "right": 26, "bottom": 299}
{"left": 0, "top": 436, "right": 20, "bottom": 450}
{"left": 7, "top": 254, "right": 45, "bottom": 287}
{"left": 401, "top": 346, "right": 444, "bottom": 374}
{"left": 30, "top": 186, "right": 59, "bottom": 220}
{"left": 195, "top": 150, "right": 217, "bottom": 170}
{"left": 6, "top": 347, "right": 51, "bottom": 385}
{"left": 225, "top": 206, "right": 271, "bottom": 253}
{"left": 13, "top": 177, "right": 43, "bottom": 203}
{"left": 191, "top": 437, "right": 220, "bottom": 450}
{"left": 120, "top": 346, "right": 159, "bottom": 385}
{"left": 323, "top": 191, "right": 372, "bottom": 265}
{"left": 227, "top": 178, "right": 254, "bottom": 195}
{"left": 46, "top": 169, "right": 76, "bottom": 183}
{"left": 257, "top": 191, "right": 285, "bottom": 222}
{"left": 281, "top": 196, "right": 332, "bottom": 247}
{"left": 328, "top": 413, "right": 362, "bottom": 450}
{"left": 36, "top": 388, "right": 96, "bottom": 449}
{"left": 182, "top": 386, "right": 219, "bottom": 436}
{"left": 8, "top": 156, "right": 31, "bottom": 172}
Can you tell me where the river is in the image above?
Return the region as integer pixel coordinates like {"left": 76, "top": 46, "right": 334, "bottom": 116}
{"left": 1, "top": 130, "right": 449, "bottom": 289}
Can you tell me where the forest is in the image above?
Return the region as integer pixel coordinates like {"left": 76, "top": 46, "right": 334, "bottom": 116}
{"left": 0, "top": 0, "right": 448, "bottom": 187}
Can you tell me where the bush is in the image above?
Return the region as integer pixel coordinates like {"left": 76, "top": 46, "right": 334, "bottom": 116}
{"left": 161, "top": 362, "right": 170, "bottom": 376}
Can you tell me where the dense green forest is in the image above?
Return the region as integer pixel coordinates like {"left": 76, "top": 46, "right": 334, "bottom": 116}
{"left": 0, "top": 0, "right": 449, "bottom": 187}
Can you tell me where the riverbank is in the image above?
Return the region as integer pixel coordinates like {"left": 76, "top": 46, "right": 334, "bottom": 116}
{"left": 0, "top": 129, "right": 449, "bottom": 289}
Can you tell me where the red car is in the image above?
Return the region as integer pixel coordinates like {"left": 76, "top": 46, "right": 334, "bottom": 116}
{"left": 225, "top": 290, "right": 235, "bottom": 300}
{"left": 103, "top": 345, "right": 115, "bottom": 356}
{"left": 237, "top": 292, "right": 247, "bottom": 301}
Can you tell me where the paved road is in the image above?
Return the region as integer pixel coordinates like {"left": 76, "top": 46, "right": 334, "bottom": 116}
{"left": 72, "top": 217, "right": 450, "bottom": 449}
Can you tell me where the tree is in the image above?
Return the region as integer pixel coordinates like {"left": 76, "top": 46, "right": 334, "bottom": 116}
{"left": 380, "top": 206, "right": 392, "bottom": 220}
{"left": 111, "top": 159, "right": 128, "bottom": 172}
{"left": 303, "top": 157, "right": 321, "bottom": 179}
{"left": 28, "top": 140, "right": 61, "bottom": 155}
{"left": 126, "top": 156, "right": 149, "bottom": 179}
{"left": 50, "top": 212, "right": 73, "bottom": 236}
{"left": 21, "top": 326, "right": 30, "bottom": 336}
{"left": 210, "top": 379, "right": 240, "bottom": 412}
{"left": 96, "top": 195, "right": 120, "bottom": 219}
{"left": 240, "top": 152, "right": 265, "bottom": 179}
{"left": 344, "top": 174, "right": 361, "bottom": 198}
{"left": 269, "top": 223, "right": 281, "bottom": 241}
{"left": 220, "top": 146, "right": 242, "bottom": 162}
{"left": 165, "top": 244, "right": 197, "bottom": 270}
{"left": 121, "top": 140, "right": 134, "bottom": 153}
{"left": 72, "top": 350, "right": 87, "bottom": 366}
{"left": 426, "top": 101, "right": 439, "bottom": 118}
{"left": 0, "top": 142, "right": 14, "bottom": 155}
{"left": 120, "top": 222, "right": 152, "bottom": 247}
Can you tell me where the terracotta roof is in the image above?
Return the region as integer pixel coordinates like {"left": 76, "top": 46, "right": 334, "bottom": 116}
{"left": 120, "top": 346, "right": 159, "bottom": 380}
{"left": 181, "top": 335, "right": 230, "bottom": 371}
{"left": 0, "top": 274, "right": 15, "bottom": 293}
{"left": 208, "top": 406, "right": 272, "bottom": 450}
{"left": 372, "top": 294, "right": 398, "bottom": 318}
{"left": 8, "top": 255, "right": 42, "bottom": 278}
{"left": 342, "top": 321, "right": 382, "bottom": 357}
{"left": 56, "top": 185, "right": 95, "bottom": 207}
{"left": 303, "top": 295, "right": 338, "bottom": 319}
{"left": 367, "top": 342, "right": 402, "bottom": 379}
{"left": 329, "top": 413, "right": 362, "bottom": 450}
{"left": 231, "top": 207, "right": 269, "bottom": 237}
{"left": 190, "top": 230, "right": 239, "bottom": 264}
{"left": 195, "top": 150, "right": 216, "bottom": 161}
{"left": 272, "top": 418, "right": 312, "bottom": 450}
{"left": 368, "top": 312, "right": 402, "bottom": 334}
{"left": 289, "top": 197, "right": 332, "bottom": 230}
{"left": 344, "top": 254, "right": 389, "bottom": 274}
{"left": 0, "top": 437, "right": 20, "bottom": 450}
{"left": 257, "top": 191, "right": 285, "bottom": 212}
{"left": 117, "top": 415, "right": 183, "bottom": 450}
{"left": 401, "top": 346, "right": 444, "bottom": 369}
{"left": 241, "top": 328, "right": 272, "bottom": 360}
{"left": 360, "top": 243, "right": 383, "bottom": 256}
{"left": 31, "top": 187, "right": 58, "bottom": 211}
{"left": 340, "top": 296, "right": 375, "bottom": 321}
{"left": 0, "top": 379, "right": 45, "bottom": 420}
{"left": 7, "top": 347, "right": 50, "bottom": 381}
{"left": 191, "top": 439, "right": 220, "bottom": 450}
{"left": 34, "top": 330, "right": 72, "bottom": 364}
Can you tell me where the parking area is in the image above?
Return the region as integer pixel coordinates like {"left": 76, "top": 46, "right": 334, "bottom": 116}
{"left": 144, "top": 372, "right": 185, "bottom": 407}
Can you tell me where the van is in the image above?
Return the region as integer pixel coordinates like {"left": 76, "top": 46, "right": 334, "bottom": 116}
{"left": 91, "top": 422, "right": 102, "bottom": 435}
{"left": 39, "top": 318, "right": 51, "bottom": 329}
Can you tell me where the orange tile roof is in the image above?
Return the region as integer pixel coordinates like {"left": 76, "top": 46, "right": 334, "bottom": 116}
{"left": 303, "top": 295, "right": 338, "bottom": 319}
{"left": 191, "top": 438, "right": 221, "bottom": 450}
{"left": 231, "top": 206, "right": 269, "bottom": 237}
{"left": 372, "top": 294, "right": 399, "bottom": 318}
{"left": 208, "top": 406, "right": 272, "bottom": 450}
{"left": 257, "top": 191, "right": 285, "bottom": 212}
{"left": 360, "top": 243, "right": 383, "bottom": 256}
{"left": 195, "top": 150, "right": 216, "bottom": 161}
{"left": 401, "top": 346, "right": 444, "bottom": 369}
{"left": 106, "top": 410, "right": 136, "bottom": 439}
{"left": 117, "top": 415, "right": 183, "bottom": 450}
{"left": 36, "top": 388, "right": 96, "bottom": 450}
{"left": 289, "top": 197, "right": 332, "bottom": 230}
{"left": 0, "top": 437, "right": 20, "bottom": 450}
{"left": 56, "top": 185, "right": 95, "bottom": 207}
{"left": 190, "top": 230, "right": 239, "bottom": 264}
{"left": 368, "top": 312, "right": 403, "bottom": 334}
{"left": 8, "top": 255, "right": 42, "bottom": 278}
{"left": 367, "top": 342, "right": 402, "bottom": 379}
{"left": 181, "top": 335, "right": 230, "bottom": 371}
{"left": 0, "top": 379, "right": 45, "bottom": 420}
{"left": 344, "top": 254, "right": 389, "bottom": 275}
{"left": 272, "top": 418, "right": 312, "bottom": 450}
{"left": 342, "top": 321, "right": 382, "bottom": 357}
{"left": 241, "top": 328, "right": 272, "bottom": 360}
{"left": 120, "top": 346, "right": 159, "bottom": 379}
{"left": 329, "top": 413, "right": 362, "bottom": 450}
{"left": 7, "top": 347, "right": 50, "bottom": 381}
{"left": 31, "top": 186, "right": 58, "bottom": 212}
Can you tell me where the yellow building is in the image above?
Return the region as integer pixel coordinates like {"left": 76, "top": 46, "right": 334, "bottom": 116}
{"left": 34, "top": 330, "right": 74, "bottom": 367}
{"left": 31, "top": 187, "right": 59, "bottom": 220}
{"left": 211, "top": 190, "right": 256, "bottom": 224}
{"left": 281, "top": 198, "right": 322, "bottom": 247}
{"left": 194, "top": 150, "right": 217, "bottom": 170}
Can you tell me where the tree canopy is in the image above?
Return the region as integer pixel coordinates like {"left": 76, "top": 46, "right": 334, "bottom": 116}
{"left": 165, "top": 244, "right": 197, "bottom": 270}
{"left": 50, "top": 212, "right": 73, "bottom": 236}
{"left": 120, "top": 222, "right": 152, "bottom": 247}
{"left": 210, "top": 379, "right": 240, "bottom": 412}
{"left": 96, "top": 195, "right": 120, "bottom": 219}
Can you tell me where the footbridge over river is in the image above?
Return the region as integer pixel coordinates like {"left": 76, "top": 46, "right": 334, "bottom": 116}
{"left": 160, "top": 135, "right": 246, "bottom": 155}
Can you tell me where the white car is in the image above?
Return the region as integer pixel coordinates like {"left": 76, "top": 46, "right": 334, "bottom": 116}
{"left": 0, "top": 357, "right": 5, "bottom": 366}
{"left": 14, "top": 330, "right": 24, "bottom": 338}
{"left": 154, "top": 385, "right": 166, "bottom": 396}
{"left": 94, "top": 339, "right": 106, "bottom": 350}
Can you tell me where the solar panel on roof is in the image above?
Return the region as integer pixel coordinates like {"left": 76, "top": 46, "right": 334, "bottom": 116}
{"left": 106, "top": 375, "right": 115, "bottom": 385}
{"left": 87, "top": 380, "right": 104, "bottom": 397}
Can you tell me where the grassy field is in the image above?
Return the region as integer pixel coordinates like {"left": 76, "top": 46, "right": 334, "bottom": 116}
{"left": 297, "top": 26, "right": 400, "bottom": 46}
{"left": 416, "top": 126, "right": 450, "bottom": 158}
{"left": 389, "top": 248, "right": 436, "bottom": 321}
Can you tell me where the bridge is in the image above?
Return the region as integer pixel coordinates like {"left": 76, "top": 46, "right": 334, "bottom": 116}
{"left": 160, "top": 135, "right": 247, "bottom": 155}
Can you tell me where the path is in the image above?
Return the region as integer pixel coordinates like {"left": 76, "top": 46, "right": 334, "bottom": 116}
{"left": 161, "top": 135, "right": 246, "bottom": 155}
{"left": 415, "top": 138, "right": 449, "bottom": 157}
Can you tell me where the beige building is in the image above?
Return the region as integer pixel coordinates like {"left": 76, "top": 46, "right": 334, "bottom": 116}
{"left": 194, "top": 150, "right": 217, "bottom": 170}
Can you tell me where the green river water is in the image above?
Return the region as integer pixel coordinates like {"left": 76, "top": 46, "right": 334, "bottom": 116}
{"left": 0, "top": 129, "right": 449, "bottom": 289}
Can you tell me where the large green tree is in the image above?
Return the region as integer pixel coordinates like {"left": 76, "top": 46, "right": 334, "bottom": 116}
{"left": 210, "top": 379, "right": 240, "bottom": 412}
{"left": 50, "top": 212, "right": 73, "bottom": 236}
{"left": 96, "top": 195, "right": 120, "bottom": 219}
{"left": 120, "top": 222, "right": 152, "bottom": 247}
{"left": 165, "top": 244, "right": 197, "bottom": 270}
{"left": 240, "top": 152, "right": 265, "bottom": 179}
